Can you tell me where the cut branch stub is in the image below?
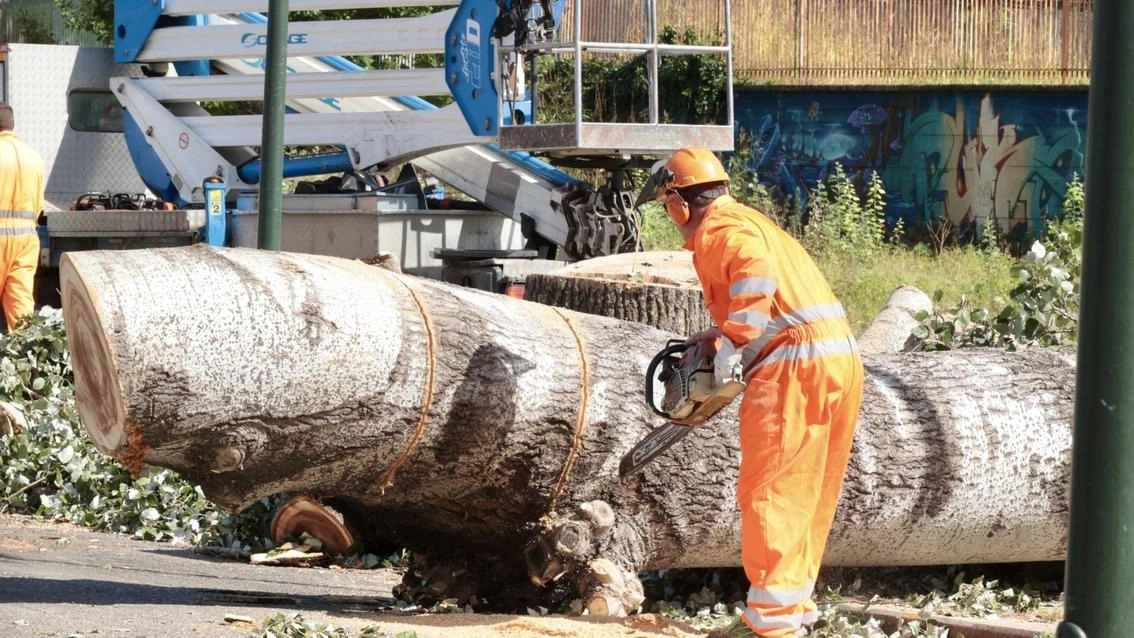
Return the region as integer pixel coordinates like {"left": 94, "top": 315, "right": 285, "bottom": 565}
{"left": 0, "top": 401, "right": 27, "bottom": 437}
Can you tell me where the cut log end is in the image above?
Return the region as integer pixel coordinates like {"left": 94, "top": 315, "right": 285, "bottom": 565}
{"left": 269, "top": 494, "right": 357, "bottom": 556}
{"left": 60, "top": 257, "right": 127, "bottom": 455}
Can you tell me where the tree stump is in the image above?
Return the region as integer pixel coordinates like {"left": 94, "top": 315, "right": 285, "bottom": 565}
{"left": 523, "top": 251, "right": 711, "bottom": 336}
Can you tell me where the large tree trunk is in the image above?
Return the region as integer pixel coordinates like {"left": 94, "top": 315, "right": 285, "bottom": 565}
{"left": 60, "top": 245, "right": 1072, "bottom": 611}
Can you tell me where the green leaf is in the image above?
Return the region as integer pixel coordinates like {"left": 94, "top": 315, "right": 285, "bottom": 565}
{"left": 55, "top": 445, "right": 74, "bottom": 464}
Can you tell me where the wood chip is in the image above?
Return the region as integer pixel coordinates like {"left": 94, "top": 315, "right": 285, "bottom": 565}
{"left": 223, "top": 614, "right": 255, "bottom": 625}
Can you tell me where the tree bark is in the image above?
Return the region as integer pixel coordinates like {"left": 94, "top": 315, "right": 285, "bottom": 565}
{"left": 60, "top": 245, "right": 1072, "bottom": 603}
{"left": 523, "top": 251, "right": 711, "bottom": 336}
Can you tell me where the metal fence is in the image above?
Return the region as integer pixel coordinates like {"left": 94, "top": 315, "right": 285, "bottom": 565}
{"left": 562, "top": 0, "right": 1092, "bottom": 86}
{"left": 0, "top": 0, "right": 102, "bottom": 46}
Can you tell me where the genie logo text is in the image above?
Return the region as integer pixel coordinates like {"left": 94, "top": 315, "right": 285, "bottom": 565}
{"left": 241, "top": 32, "right": 309, "bottom": 47}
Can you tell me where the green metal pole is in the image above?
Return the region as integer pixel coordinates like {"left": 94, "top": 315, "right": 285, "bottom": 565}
{"left": 257, "top": 0, "right": 289, "bottom": 251}
{"left": 1058, "top": 0, "right": 1134, "bottom": 635}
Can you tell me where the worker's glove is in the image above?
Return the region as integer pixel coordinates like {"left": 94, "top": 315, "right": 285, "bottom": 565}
{"left": 685, "top": 326, "right": 721, "bottom": 366}
{"left": 712, "top": 337, "right": 744, "bottom": 386}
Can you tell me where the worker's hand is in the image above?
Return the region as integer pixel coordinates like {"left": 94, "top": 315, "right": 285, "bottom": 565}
{"left": 685, "top": 326, "right": 721, "bottom": 366}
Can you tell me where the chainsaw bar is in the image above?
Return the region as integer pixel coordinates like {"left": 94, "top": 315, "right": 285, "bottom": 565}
{"left": 619, "top": 423, "right": 695, "bottom": 479}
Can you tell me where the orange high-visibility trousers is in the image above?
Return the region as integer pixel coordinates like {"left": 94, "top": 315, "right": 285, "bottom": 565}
{"left": 737, "top": 339, "right": 863, "bottom": 636}
{"left": 0, "top": 233, "right": 39, "bottom": 330}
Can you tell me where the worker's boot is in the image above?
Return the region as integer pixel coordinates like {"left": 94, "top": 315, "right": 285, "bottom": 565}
{"left": 707, "top": 615, "right": 813, "bottom": 637}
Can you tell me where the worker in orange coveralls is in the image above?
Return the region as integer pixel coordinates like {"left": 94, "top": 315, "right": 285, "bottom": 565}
{"left": 0, "top": 103, "right": 44, "bottom": 330}
{"left": 637, "top": 147, "right": 864, "bottom": 637}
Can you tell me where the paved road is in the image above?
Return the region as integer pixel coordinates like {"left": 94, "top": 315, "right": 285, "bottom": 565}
{"left": 0, "top": 514, "right": 402, "bottom": 637}
{"left": 0, "top": 514, "right": 705, "bottom": 638}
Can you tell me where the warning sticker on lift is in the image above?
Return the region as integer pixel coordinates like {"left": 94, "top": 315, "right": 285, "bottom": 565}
{"left": 459, "top": 18, "right": 482, "bottom": 91}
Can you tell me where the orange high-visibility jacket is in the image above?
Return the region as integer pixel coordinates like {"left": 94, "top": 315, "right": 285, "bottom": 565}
{"left": 686, "top": 195, "right": 855, "bottom": 373}
{"left": 0, "top": 130, "right": 45, "bottom": 230}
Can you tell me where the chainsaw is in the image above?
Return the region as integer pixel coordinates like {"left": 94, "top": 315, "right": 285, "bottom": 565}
{"left": 619, "top": 339, "right": 746, "bottom": 478}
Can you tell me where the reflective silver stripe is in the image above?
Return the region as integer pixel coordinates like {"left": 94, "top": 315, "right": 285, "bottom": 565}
{"left": 740, "top": 302, "right": 849, "bottom": 367}
{"left": 0, "top": 226, "right": 36, "bottom": 236}
{"left": 743, "top": 607, "right": 806, "bottom": 631}
{"left": 751, "top": 336, "right": 858, "bottom": 372}
{"left": 0, "top": 210, "right": 37, "bottom": 220}
{"left": 801, "top": 608, "right": 819, "bottom": 625}
{"left": 747, "top": 583, "right": 815, "bottom": 606}
{"left": 728, "top": 309, "right": 770, "bottom": 329}
{"left": 729, "top": 276, "right": 777, "bottom": 297}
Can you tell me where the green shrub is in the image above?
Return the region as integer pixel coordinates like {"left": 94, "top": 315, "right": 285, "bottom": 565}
{"left": 726, "top": 129, "right": 794, "bottom": 228}
{"left": 638, "top": 201, "right": 684, "bottom": 251}
{"left": 803, "top": 165, "right": 888, "bottom": 257}
{"left": 913, "top": 173, "right": 1084, "bottom": 350}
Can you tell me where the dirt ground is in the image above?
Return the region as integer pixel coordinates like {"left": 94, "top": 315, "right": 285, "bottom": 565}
{"left": 0, "top": 513, "right": 705, "bottom": 638}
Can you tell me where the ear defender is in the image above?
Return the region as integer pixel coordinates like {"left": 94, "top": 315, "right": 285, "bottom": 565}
{"left": 665, "top": 190, "right": 690, "bottom": 225}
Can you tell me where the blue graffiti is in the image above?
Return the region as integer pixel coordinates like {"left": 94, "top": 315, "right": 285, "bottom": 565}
{"left": 734, "top": 89, "right": 1089, "bottom": 234}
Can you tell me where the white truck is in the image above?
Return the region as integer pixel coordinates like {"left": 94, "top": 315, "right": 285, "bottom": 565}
{"left": 0, "top": 43, "right": 148, "bottom": 211}
{"left": 10, "top": 0, "right": 735, "bottom": 302}
{"left": 0, "top": 42, "right": 177, "bottom": 306}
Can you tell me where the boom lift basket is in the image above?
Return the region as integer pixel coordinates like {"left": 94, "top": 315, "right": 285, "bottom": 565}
{"left": 494, "top": 0, "right": 735, "bottom": 156}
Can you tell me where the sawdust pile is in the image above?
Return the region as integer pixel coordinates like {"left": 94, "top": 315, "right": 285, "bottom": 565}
{"left": 349, "top": 612, "right": 705, "bottom": 637}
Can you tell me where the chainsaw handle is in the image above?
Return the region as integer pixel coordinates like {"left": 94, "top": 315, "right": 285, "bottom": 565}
{"left": 644, "top": 340, "right": 690, "bottom": 418}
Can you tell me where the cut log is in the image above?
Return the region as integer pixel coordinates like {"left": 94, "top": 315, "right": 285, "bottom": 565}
{"left": 270, "top": 494, "right": 357, "bottom": 555}
{"left": 523, "top": 251, "right": 711, "bottom": 336}
{"left": 856, "top": 285, "right": 933, "bottom": 355}
{"left": 60, "top": 245, "right": 1072, "bottom": 611}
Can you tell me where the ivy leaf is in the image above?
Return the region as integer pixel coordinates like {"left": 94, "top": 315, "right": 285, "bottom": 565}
{"left": 56, "top": 445, "right": 74, "bottom": 464}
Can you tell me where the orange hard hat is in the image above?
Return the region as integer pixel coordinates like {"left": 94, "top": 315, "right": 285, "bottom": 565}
{"left": 633, "top": 147, "right": 730, "bottom": 210}
{"left": 664, "top": 147, "right": 730, "bottom": 191}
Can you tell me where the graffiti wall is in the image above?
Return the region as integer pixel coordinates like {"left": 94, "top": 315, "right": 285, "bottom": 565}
{"left": 735, "top": 89, "right": 1088, "bottom": 236}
